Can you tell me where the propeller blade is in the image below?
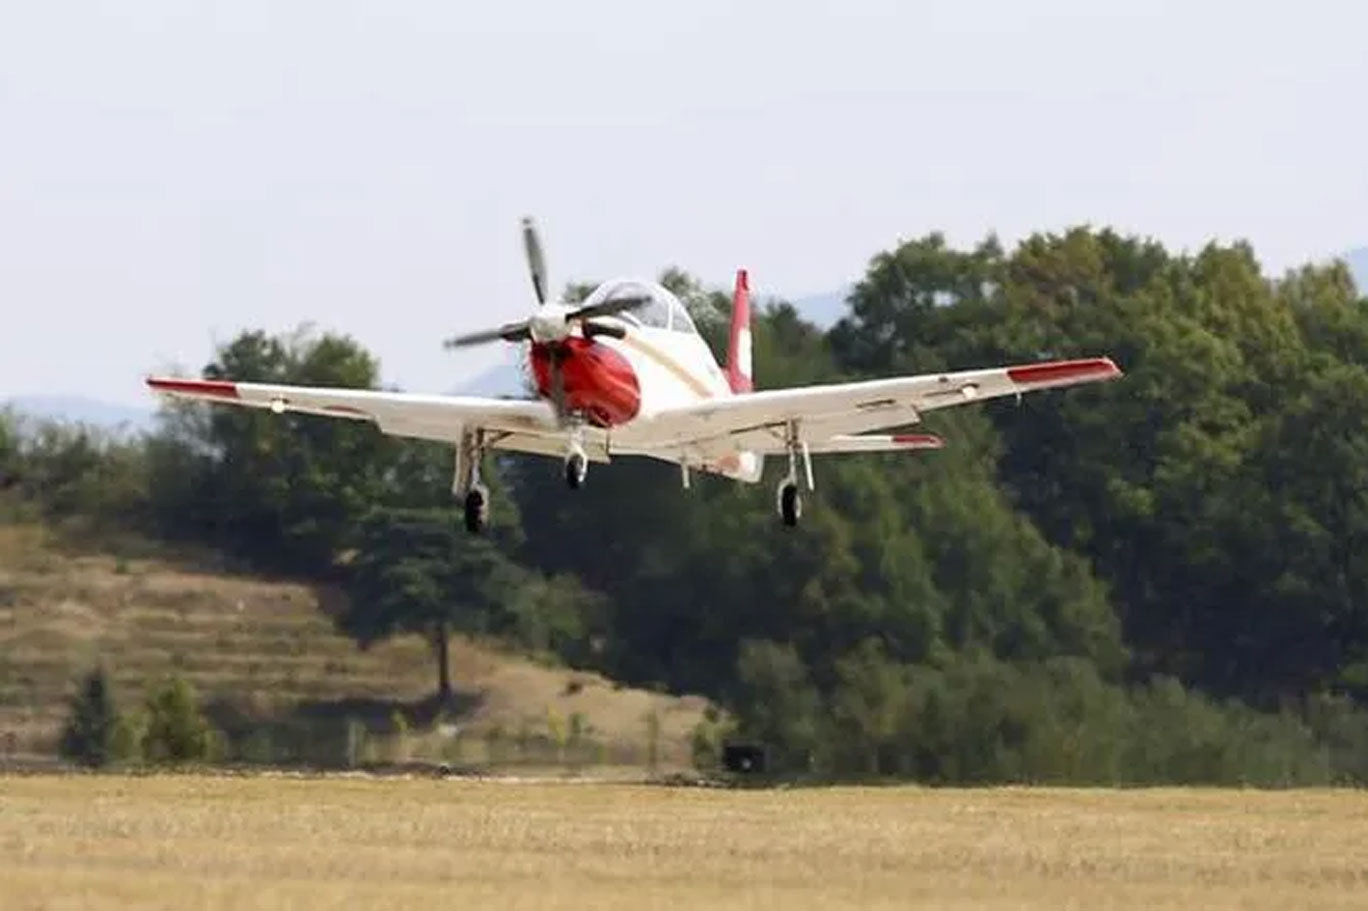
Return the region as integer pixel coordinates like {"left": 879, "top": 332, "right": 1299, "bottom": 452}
{"left": 443, "top": 321, "right": 532, "bottom": 348}
{"left": 582, "top": 320, "right": 626, "bottom": 340}
{"left": 522, "top": 216, "right": 548, "bottom": 305}
{"left": 568, "top": 294, "right": 652, "bottom": 321}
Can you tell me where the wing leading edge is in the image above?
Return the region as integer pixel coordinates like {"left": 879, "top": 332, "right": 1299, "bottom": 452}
{"left": 145, "top": 376, "right": 560, "bottom": 444}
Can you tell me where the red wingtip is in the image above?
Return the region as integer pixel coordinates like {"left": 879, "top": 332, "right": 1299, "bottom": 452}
{"left": 146, "top": 377, "right": 240, "bottom": 400}
{"left": 892, "top": 433, "right": 945, "bottom": 449}
{"left": 1006, "top": 357, "right": 1122, "bottom": 386}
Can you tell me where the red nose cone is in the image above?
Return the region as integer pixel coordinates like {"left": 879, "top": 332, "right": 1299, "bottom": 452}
{"left": 530, "top": 338, "right": 642, "bottom": 427}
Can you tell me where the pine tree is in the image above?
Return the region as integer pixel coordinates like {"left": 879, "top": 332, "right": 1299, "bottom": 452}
{"left": 140, "top": 675, "right": 215, "bottom": 763}
{"left": 58, "top": 666, "right": 119, "bottom": 768}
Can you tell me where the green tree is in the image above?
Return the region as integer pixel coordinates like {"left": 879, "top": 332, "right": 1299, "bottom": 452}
{"left": 729, "top": 640, "right": 824, "bottom": 773}
{"left": 160, "top": 326, "right": 397, "bottom": 574}
{"left": 827, "top": 639, "right": 912, "bottom": 776}
{"left": 0, "top": 408, "right": 18, "bottom": 490}
{"left": 58, "top": 666, "right": 121, "bottom": 768}
{"left": 340, "top": 507, "right": 529, "bottom": 705}
{"left": 828, "top": 226, "right": 1368, "bottom": 705}
{"left": 10, "top": 421, "right": 150, "bottom": 526}
{"left": 140, "top": 675, "right": 217, "bottom": 763}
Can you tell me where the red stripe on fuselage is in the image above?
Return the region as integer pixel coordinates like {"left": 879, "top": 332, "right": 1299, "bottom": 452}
{"left": 146, "top": 377, "right": 239, "bottom": 400}
{"left": 1006, "top": 357, "right": 1120, "bottom": 386}
{"left": 530, "top": 338, "right": 642, "bottom": 428}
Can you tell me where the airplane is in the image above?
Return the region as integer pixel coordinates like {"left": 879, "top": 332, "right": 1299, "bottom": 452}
{"left": 146, "top": 217, "right": 1124, "bottom": 533}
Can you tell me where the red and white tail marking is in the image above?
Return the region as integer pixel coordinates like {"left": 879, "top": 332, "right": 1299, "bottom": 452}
{"left": 726, "top": 268, "right": 753, "bottom": 394}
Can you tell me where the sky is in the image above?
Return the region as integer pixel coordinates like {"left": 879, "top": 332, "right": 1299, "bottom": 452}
{"left": 3, "top": 0, "right": 1366, "bottom": 408}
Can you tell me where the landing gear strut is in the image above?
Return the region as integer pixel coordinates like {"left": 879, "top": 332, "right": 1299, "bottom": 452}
{"left": 563, "top": 423, "right": 588, "bottom": 490}
{"left": 454, "top": 430, "right": 490, "bottom": 534}
{"left": 775, "top": 421, "right": 813, "bottom": 528}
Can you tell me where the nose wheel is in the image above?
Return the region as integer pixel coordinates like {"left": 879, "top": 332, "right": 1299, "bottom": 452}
{"left": 563, "top": 422, "right": 589, "bottom": 490}
{"left": 565, "top": 450, "right": 588, "bottom": 489}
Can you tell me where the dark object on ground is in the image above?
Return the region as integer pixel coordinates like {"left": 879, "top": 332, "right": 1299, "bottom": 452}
{"left": 721, "top": 741, "right": 768, "bottom": 775}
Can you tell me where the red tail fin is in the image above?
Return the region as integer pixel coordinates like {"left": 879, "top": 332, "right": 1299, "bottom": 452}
{"left": 726, "top": 269, "right": 753, "bottom": 393}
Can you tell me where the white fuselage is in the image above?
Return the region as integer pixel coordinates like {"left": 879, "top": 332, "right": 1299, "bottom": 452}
{"left": 542, "top": 277, "right": 762, "bottom": 481}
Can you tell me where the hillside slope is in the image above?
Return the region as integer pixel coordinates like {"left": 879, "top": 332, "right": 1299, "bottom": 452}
{"left": 0, "top": 523, "right": 712, "bottom": 771}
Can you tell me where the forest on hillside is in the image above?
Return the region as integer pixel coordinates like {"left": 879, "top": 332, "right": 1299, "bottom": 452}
{"left": 5, "top": 226, "right": 1368, "bottom": 784}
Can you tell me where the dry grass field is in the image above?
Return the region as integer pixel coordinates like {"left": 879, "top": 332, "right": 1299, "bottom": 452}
{"left": 2, "top": 775, "right": 1367, "bottom": 910}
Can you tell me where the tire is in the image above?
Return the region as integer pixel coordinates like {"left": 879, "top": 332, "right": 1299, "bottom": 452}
{"left": 565, "top": 452, "right": 587, "bottom": 490}
{"left": 778, "top": 481, "right": 801, "bottom": 527}
{"left": 463, "top": 486, "right": 489, "bottom": 534}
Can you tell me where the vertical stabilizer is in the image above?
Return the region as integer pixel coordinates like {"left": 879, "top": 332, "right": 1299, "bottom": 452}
{"left": 726, "top": 269, "right": 753, "bottom": 393}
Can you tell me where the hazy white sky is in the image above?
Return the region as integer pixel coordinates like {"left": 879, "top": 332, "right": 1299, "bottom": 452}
{"left": 3, "top": 0, "right": 1365, "bottom": 406}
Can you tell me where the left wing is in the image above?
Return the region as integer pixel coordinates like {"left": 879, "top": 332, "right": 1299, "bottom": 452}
{"left": 146, "top": 377, "right": 561, "bottom": 444}
{"left": 636, "top": 357, "right": 1122, "bottom": 453}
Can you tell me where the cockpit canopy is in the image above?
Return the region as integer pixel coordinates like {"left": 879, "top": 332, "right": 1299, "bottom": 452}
{"left": 577, "top": 279, "right": 697, "bottom": 334}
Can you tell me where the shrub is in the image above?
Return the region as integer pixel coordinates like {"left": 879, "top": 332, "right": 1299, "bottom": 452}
{"left": 140, "top": 675, "right": 219, "bottom": 764}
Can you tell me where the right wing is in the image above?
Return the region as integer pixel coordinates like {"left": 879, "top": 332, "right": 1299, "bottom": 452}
{"left": 636, "top": 357, "right": 1122, "bottom": 454}
{"left": 145, "top": 376, "right": 565, "bottom": 447}
{"left": 753, "top": 432, "right": 945, "bottom": 455}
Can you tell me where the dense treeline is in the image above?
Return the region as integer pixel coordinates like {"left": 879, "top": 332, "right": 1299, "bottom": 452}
{"left": 5, "top": 227, "right": 1368, "bottom": 783}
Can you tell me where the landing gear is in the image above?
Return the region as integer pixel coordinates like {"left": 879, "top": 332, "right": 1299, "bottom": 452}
{"left": 565, "top": 450, "right": 588, "bottom": 489}
{"left": 777, "top": 480, "right": 802, "bottom": 527}
{"left": 463, "top": 484, "right": 489, "bottom": 534}
{"left": 775, "top": 420, "right": 814, "bottom": 528}
{"left": 563, "top": 422, "right": 589, "bottom": 490}
{"left": 454, "top": 430, "right": 491, "bottom": 535}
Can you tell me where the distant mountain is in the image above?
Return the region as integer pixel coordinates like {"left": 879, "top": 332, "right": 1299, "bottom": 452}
{"left": 4, "top": 395, "right": 156, "bottom": 435}
{"left": 1346, "top": 248, "right": 1368, "bottom": 294}
{"left": 453, "top": 361, "right": 531, "bottom": 399}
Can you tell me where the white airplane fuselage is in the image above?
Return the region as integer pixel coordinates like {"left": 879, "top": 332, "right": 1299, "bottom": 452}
{"left": 523, "top": 277, "right": 762, "bottom": 481}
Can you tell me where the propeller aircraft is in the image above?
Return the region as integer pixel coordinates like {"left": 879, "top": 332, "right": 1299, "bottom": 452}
{"left": 147, "top": 217, "right": 1123, "bottom": 532}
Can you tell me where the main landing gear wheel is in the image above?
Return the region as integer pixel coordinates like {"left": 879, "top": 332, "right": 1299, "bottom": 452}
{"left": 777, "top": 480, "right": 802, "bottom": 527}
{"left": 776, "top": 420, "right": 813, "bottom": 528}
{"left": 453, "top": 431, "right": 490, "bottom": 536}
{"left": 463, "top": 484, "right": 489, "bottom": 534}
{"left": 565, "top": 451, "right": 588, "bottom": 490}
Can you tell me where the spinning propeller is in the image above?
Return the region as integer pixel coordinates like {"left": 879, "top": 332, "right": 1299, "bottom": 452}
{"left": 443, "top": 217, "right": 649, "bottom": 422}
{"left": 444, "top": 217, "right": 650, "bottom": 347}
